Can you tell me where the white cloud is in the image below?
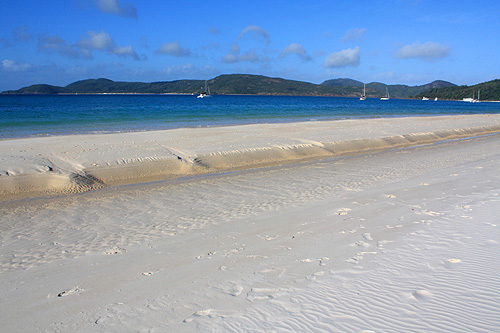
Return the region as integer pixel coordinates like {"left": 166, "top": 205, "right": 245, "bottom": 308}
{"left": 395, "top": 42, "right": 450, "bottom": 61}
{"left": 324, "top": 47, "right": 360, "bottom": 68}
{"left": 39, "top": 31, "right": 139, "bottom": 60}
{"left": 78, "top": 30, "right": 113, "bottom": 51}
{"left": 341, "top": 28, "right": 366, "bottom": 41}
{"left": 155, "top": 42, "right": 191, "bottom": 57}
{"left": 78, "top": 30, "right": 139, "bottom": 60}
{"left": 95, "top": 0, "right": 137, "bottom": 18}
{"left": 2, "top": 59, "right": 32, "bottom": 72}
{"left": 113, "top": 45, "right": 139, "bottom": 59}
{"left": 222, "top": 53, "right": 238, "bottom": 63}
{"left": 280, "top": 43, "right": 311, "bottom": 61}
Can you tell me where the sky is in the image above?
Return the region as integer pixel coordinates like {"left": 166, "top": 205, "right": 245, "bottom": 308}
{"left": 1, "top": 0, "right": 499, "bottom": 91}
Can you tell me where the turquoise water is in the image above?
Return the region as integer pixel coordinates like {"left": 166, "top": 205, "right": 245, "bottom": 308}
{"left": 1, "top": 94, "right": 499, "bottom": 139}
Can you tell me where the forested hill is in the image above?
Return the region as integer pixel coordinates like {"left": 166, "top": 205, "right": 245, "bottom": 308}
{"left": 321, "top": 78, "right": 456, "bottom": 98}
{"left": 414, "top": 79, "right": 500, "bottom": 101}
{"left": 4, "top": 74, "right": 495, "bottom": 99}
{"left": 2, "top": 75, "right": 356, "bottom": 96}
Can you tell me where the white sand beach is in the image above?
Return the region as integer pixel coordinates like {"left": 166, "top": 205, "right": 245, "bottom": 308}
{"left": 1, "top": 115, "right": 500, "bottom": 331}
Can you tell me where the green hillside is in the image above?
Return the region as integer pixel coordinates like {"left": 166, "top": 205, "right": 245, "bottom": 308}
{"left": 415, "top": 79, "right": 500, "bottom": 101}
{"left": 3, "top": 84, "right": 72, "bottom": 94}
{"left": 2, "top": 75, "right": 359, "bottom": 96}
{"left": 322, "top": 79, "right": 456, "bottom": 98}
{"left": 1, "top": 74, "right": 462, "bottom": 98}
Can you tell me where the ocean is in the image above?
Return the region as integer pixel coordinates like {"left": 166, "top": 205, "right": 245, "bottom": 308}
{"left": 1, "top": 94, "right": 499, "bottom": 139}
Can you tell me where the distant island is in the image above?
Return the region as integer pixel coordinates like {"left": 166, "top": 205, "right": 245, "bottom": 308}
{"left": 2, "top": 74, "right": 500, "bottom": 100}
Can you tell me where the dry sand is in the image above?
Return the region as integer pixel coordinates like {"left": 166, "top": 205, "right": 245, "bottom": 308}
{"left": 1, "top": 115, "right": 500, "bottom": 331}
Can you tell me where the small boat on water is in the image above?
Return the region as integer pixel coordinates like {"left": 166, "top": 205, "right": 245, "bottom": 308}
{"left": 380, "top": 87, "right": 390, "bottom": 100}
{"left": 360, "top": 84, "right": 366, "bottom": 100}
{"left": 197, "top": 80, "right": 211, "bottom": 98}
{"left": 463, "top": 90, "right": 480, "bottom": 103}
{"left": 422, "top": 97, "right": 429, "bottom": 101}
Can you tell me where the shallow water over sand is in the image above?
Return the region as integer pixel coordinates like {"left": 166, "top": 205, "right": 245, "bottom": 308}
{"left": 2, "top": 94, "right": 499, "bottom": 139}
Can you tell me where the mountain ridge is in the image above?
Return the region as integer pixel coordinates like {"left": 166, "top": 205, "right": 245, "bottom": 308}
{"left": 2, "top": 74, "right": 498, "bottom": 100}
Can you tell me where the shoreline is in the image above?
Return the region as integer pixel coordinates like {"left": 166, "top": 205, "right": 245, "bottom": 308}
{"left": 2, "top": 114, "right": 500, "bottom": 200}
{"left": 4, "top": 92, "right": 500, "bottom": 102}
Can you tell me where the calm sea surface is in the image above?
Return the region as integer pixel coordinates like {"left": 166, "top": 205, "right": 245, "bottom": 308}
{"left": 1, "top": 94, "right": 500, "bottom": 139}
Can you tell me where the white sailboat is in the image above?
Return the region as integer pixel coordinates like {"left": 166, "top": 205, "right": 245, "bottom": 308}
{"left": 380, "top": 87, "right": 390, "bottom": 100}
{"left": 463, "top": 90, "right": 480, "bottom": 103}
{"left": 359, "top": 84, "right": 366, "bottom": 100}
{"left": 197, "top": 80, "right": 211, "bottom": 98}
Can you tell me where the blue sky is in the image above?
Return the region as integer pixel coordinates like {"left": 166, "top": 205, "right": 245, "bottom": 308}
{"left": 1, "top": 0, "right": 499, "bottom": 91}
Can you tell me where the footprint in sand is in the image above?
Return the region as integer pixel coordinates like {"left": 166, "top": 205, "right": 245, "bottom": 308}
{"left": 362, "top": 233, "right": 373, "bottom": 241}
{"left": 246, "top": 287, "right": 286, "bottom": 302}
{"left": 193, "top": 309, "right": 211, "bottom": 316}
{"left": 104, "top": 247, "right": 126, "bottom": 255}
{"left": 184, "top": 309, "right": 212, "bottom": 323}
{"left": 485, "top": 239, "right": 499, "bottom": 247}
{"left": 57, "top": 286, "right": 84, "bottom": 297}
{"left": 354, "top": 240, "right": 370, "bottom": 249}
{"left": 412, "top": 289, "right": 432, "bottom": 300}
{"left": 447, "top": 258, "right": 461, "bottom": 263}
{"left": 444, "top": 258, "right": 462, "bottom": 269}
{"left": 217, "top": 283, "right": 244, "bottom": 296}
{"left": 337, "top": 208, "right": 352, "bottom": 216}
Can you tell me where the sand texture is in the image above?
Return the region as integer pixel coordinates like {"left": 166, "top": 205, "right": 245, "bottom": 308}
{"left": 1, "top": 115, "right": 500, "bottom": 331}
{"left": 2, "top": 114, "right": 500, "bottom": 199}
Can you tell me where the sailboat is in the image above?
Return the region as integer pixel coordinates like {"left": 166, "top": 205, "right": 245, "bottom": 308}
{"left": 197, "top": 80, "right": 211, "bottom": 98}
{"left": 463, "top": 90, "right": 480, "bottom": 103}
{"left": 380, "top": 87, "right": 390, "bottom": 100}
{"left": 359, "top": 84, "right": 366, "bottom": 100}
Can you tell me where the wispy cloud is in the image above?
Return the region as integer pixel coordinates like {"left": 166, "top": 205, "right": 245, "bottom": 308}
{"left": 155, "top": 42, "right": 191, "bottom": 57}
{"left": 280, "top": 43, "right": 311, "bottom": 61}
{"left": 324, "top": 47, "right": 360, "bottom": 68}
{"left": 235, "top": 25, "right": 270, "bottom": 45}
{"left": 38, "top": 34, "right": 81, "bottom": 58}
{"left": 340, "top": 28, "right": 366, "bottom": 41}
{"left": 395, "top": 42, "right": 450, "bottom": 61}
{"left": 2, "top": 59, "right": 32, "bottom": 72}
{"left": 38, "top": 30, "right": 139, "bottom": 60}
{"left": 94, "top": 0, "right": 137, "bottom": 18}
{"left": 223, "top": 25, "right": 270, "bottom": 63}
{"left": 209, "top": 26, "right": 221, "bottom": 35}
{"left": 160, "top": 63, "right": 217, "bottom": 78}
{"left": 13, "top": 26, "right": 32, "bottom": 42}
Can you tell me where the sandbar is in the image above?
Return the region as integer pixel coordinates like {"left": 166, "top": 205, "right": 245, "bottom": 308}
{"left": 2, "top": 114, "right": 500, "bottom": 199}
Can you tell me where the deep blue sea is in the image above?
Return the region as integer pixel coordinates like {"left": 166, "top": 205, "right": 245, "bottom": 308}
{"left": 1, "top": 94, "right": 500, "bottom": 139}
